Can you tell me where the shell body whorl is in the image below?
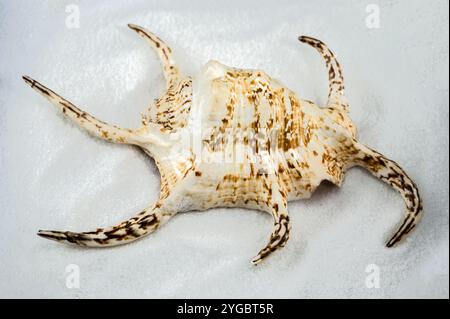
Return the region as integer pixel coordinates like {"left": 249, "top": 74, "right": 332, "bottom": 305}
{"left": 151, "top": 60, "right": 359, "bottom": 212}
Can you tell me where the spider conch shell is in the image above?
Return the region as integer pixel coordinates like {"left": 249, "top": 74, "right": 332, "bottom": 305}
{"left": 22, "top": 24, "right": 422, "bottom": 264}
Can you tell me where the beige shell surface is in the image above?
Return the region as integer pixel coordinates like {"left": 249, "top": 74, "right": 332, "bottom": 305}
{"left": 22, "top": 25, "right": 422, "bottom": 264}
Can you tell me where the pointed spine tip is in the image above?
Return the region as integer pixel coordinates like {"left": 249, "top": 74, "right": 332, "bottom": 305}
{"left": 37, "top": 230, "right": 50, "bottom": 238}
{"left": 127, "top": 23, "right": 139, "bottom": 31}
{"left": 298, "top": 35, "right": 316, "bottom": 43}
{"left": 22, "top": 75, "right": 33, "bottom": 85}
{"left": 386, "top": 239, "right": 396, "bottom": 248}
{"left": 37, "top": 230, "right": 64, "bottom": 241}
{"left": 386, "top": 235, "right": 401, "bottom": 247}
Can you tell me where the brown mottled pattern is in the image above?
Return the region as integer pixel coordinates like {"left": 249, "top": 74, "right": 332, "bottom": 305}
{"left": 23, "top": 26, "right": 422, "bottom": 265}
{"left": 145, "top": 78, "right": 193, "bottom": 132}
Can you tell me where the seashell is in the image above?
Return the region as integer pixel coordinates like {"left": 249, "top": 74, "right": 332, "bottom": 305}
{"left": 22, "top": 24, "right": 422, "bottom": 264}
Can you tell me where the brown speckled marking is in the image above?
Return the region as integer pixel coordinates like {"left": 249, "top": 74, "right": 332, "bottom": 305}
{"left": 353, "top": 144, "right": 423, "bottom": 247}
{"left": 23, "top": 26, "right": 422, "bottom": 265}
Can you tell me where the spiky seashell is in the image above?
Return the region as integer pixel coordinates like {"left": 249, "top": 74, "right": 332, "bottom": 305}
{"left": 23, "top": 25, "right": 422, "bottom": 264}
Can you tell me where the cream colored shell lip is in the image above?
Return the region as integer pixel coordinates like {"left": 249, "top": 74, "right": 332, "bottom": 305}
{"left": 22, "top": 24, "right": 423, "bottom": 265}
